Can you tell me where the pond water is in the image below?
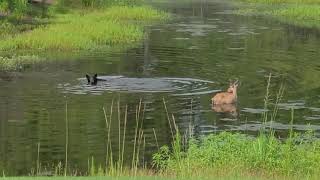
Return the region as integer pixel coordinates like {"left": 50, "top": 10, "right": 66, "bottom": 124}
{"left": 1, "top": 0, "right": 320, "bottom": 175}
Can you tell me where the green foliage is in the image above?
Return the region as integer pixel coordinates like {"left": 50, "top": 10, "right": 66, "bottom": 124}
{"left": 0, "top": 0, "right": 145, "bottom": 19}
{"left": 0, "top": 0, "right": 28, "bottom": 18}
{"left": 0, "top": 0, "right": 10, "bottom": 14}
{"left": 152, "top": 146, "right": 170, "bottom": 169}
{"left": 153, "top": 131, "right": 320, "bottom": 178}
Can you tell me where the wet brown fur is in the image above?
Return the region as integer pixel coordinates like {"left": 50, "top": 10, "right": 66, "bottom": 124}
{"left": 212, "top": 80, "right": 238, "bottom": 105}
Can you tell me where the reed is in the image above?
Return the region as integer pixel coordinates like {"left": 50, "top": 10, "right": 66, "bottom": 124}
{"left": 118, "top": 101, "right": 121, "bottom": 173}
{"left": 121, "top": 105, "right": 128, "bottom": 173}
{"left": 152, "top": 128, "right": 160, "bottom": 151}
{"left": 163, "top": 98, "right": 174, "bottom": 140}
{"left": 36, "top": 142, "right": 41, "bottom": 176}
{"left": 64, "top": 100, "right": 68, "bottom": 176}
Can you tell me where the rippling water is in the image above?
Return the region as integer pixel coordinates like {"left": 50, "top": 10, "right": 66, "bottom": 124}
{"left": 59, "top": 76, "right": 216, "bottom": 95}
{"left": 1, "top": 0, "right": 320, "bottom": 175}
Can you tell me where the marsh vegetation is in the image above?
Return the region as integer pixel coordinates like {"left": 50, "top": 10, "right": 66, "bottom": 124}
{"left": 235, "top": 0, "right": 320, "bottom": 28}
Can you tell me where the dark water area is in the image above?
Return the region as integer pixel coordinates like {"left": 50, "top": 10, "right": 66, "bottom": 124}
{"left": 1, "top": 0, "right": 320, "bottom": 175}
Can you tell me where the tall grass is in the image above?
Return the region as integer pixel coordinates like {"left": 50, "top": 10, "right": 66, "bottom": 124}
{"left": 25, "top": 99, "right": 149, "bottom": 177}
{"left": 0, "top": 6, "right": 169, "bottom": 51}
{"left": 153, "top": 131, "right": 320, "bottom": 179}
{"left": 0, "top": 0, "right": 28, "bottom": 18}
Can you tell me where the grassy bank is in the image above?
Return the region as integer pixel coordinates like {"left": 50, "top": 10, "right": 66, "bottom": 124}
{"left": 235, "top": 0, "right": 320, "bottom": 28}
{"left": 0, "top": 6, "right": 169, "bottom": 51}
{"left": 0, "top": 5, "right": 169, "bottom": 70}
{"left": 0, "top": 177, "right": 272, "bottom": 180}
{"left": 0, "top": 177, "right": 174, "bottom": 180}
{"left": 152, "top": 131, "right": 320, "bottom": 180}
{"left": 4, "top": 132, "right": 320, "bottom": 180}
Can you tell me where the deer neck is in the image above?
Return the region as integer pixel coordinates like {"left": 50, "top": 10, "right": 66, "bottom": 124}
{"left": 233, "top": 88, "right": 237, "bottom": 99}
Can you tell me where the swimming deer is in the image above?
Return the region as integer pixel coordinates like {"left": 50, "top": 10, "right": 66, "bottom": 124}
{"left": 212, "top": 80, "right": 239, "bottom": 105}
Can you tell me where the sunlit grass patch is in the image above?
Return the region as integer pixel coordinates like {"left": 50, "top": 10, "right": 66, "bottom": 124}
{"left": 270, "top": 5, "right": 320, "bottom": 20}
{"left": 266, "top": 5, "right": 320, "bottom": 27}
{"left": 0, "top": 55, "right": 44, "bottom": 71}
{"left": 0, "top": 6, "right": 169, "bottom": 51}
{"left": 240, "top": 0, "right": 320, "bottom": 5}
{"left": 235, "top": 0, "right": 320, "bottom": 28}
{"left": 103, "top": 6, "right": 170, "bottom": 21}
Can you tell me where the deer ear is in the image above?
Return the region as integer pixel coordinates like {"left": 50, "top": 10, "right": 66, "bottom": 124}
{"left": 85, "top": 74, "right": 90, "bottom": 84}
{"left": 234, "top": 79, "right": 239, "bottom": 86}
{"left": 93, "top": 74, "right": 98, "bottom": 81}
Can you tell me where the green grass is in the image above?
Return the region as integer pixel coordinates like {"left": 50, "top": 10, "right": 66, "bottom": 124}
{"left": 0, "top": 177, "right": 170, "bottom": 180}
{"left": 0, "top": 6, "right": 169, "bottom": 51}
{"left": 0, "top": 55, "right": 44, "bottom": 71}
{"left": 0, "top": 176, "right": 271, "bottom": 180}
{"left": 240, "top": 0, "right": 320, "bottom": 5}
{"left": 152, "top": 131, "right": 320, "bottom": 179}
{"left": 235, "top": 0, "right": 320, "bottom": 28}
{"left": 269, "top": 5, "right": 320, "bottom": 27}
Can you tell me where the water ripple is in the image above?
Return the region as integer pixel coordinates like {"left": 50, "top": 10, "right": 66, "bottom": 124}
{"left": 58, "top": 76, "right": 216, "bottom": 96}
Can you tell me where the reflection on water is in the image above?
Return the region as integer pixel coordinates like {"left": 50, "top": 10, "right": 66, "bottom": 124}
{"left": 212, "top": 103, "right": 238, "bottom": 118}
{"left": 1, "top": 0, "right": 320, "bottom": 175}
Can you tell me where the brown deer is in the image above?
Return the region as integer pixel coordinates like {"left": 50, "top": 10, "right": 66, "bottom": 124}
{"left": 212, "top": 80, "right": 239, "bottom": 105}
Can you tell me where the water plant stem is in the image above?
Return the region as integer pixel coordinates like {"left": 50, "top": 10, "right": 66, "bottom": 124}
{"left": 64, "top": 100, "right": 68, "bottom": 176}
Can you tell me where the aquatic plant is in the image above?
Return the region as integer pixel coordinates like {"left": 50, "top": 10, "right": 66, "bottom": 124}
{"left": 0, "top": 55, "right": 44, "bottom": 71}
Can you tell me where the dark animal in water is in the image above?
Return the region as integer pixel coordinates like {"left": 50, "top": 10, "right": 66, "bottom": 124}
{"left": 85, "top": 74, "right": 106, "bottom": 85}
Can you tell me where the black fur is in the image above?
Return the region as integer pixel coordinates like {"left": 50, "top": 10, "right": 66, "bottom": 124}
{"left": 85, "top": 74, "right": 106, "bottom": 85}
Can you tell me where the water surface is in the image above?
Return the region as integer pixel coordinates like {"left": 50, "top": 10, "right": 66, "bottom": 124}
{"left": 1, "top": 0, "right": 320, "bottom": 175}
